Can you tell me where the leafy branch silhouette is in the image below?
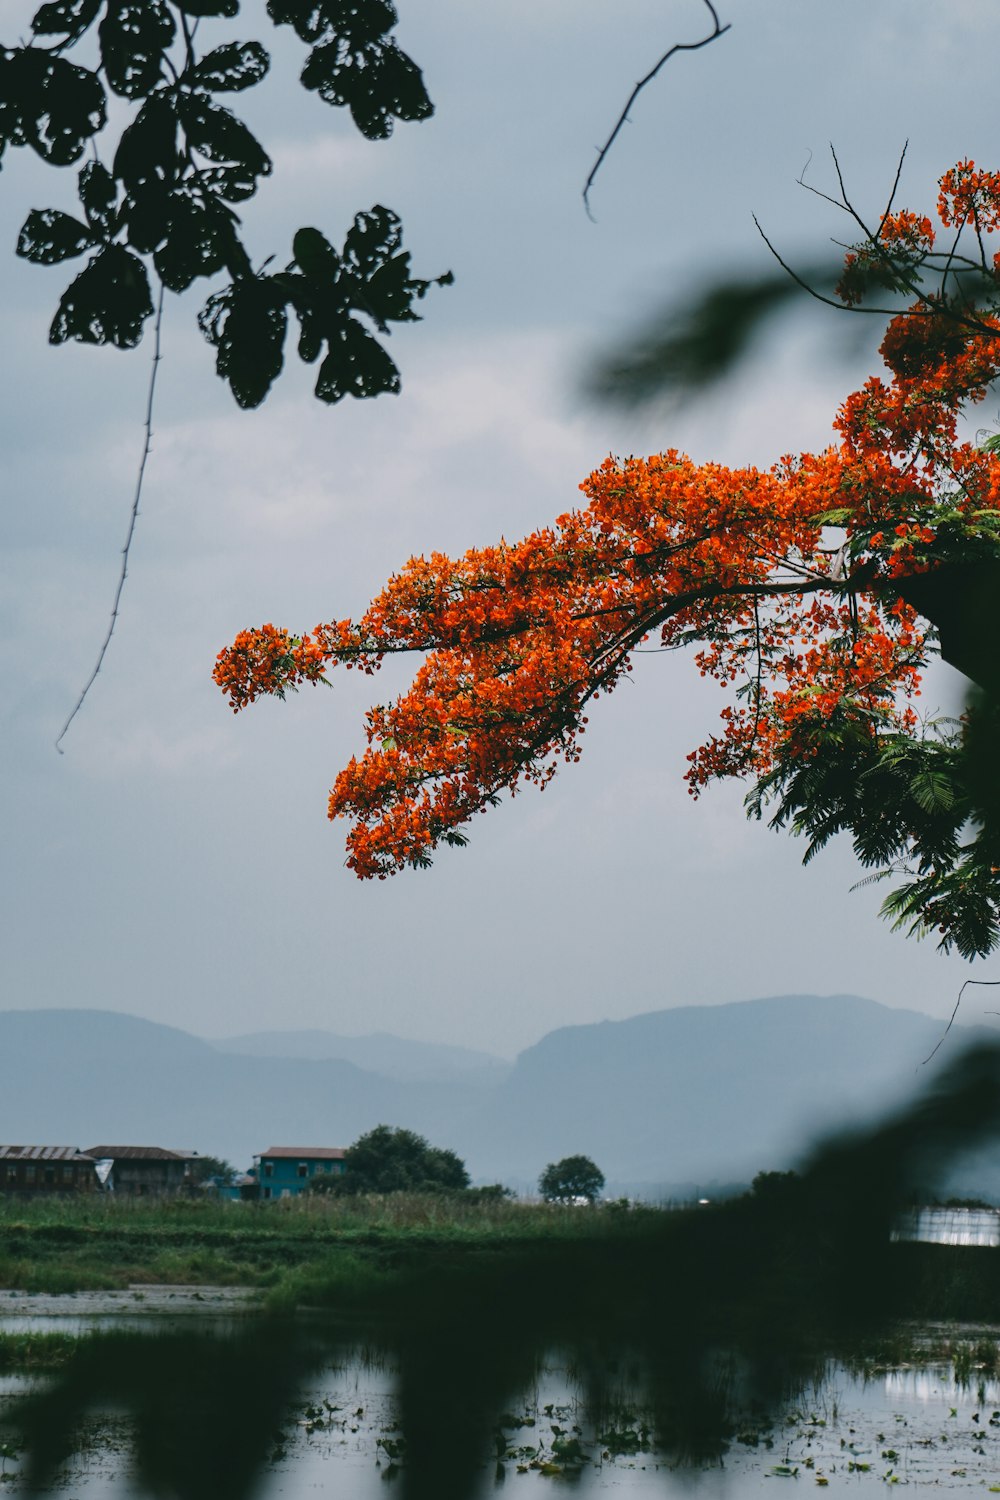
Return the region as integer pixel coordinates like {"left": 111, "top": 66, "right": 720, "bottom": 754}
{"left": 2, "top": 0, "right": 450, "bottom": 739}
{"left": 5, "top": 0, "right": 451, "bottom": 404}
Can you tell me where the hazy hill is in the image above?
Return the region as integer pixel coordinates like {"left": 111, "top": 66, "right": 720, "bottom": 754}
{"left": 0, "top": 997, "right": 992, "bottom": 1191}
{"left": 0, "top": 1009, "right": 480, "bottom": 1169}
{"left": 459, "top": 993, "right": 979, "bottom": 1187}
{"left": 212, "top": 1029, "right": 510, "bottom": 1084}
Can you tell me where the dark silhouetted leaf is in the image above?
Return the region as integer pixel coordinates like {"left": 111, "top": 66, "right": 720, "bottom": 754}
{"left": 363, "top": 252, "right": 424, "bottom": 325}
{"left": 294, "top": 297, "right": 325, "bottom": 363}
{"left": 113, "top": 93, "right": 177, "bottom": 188}
{"left": 176, "top": 0, "right": 239, "bottom": 14}
{"left": 0, "top": 52, "right": 25, "bottom": 161}
{"left": 154, "top": 193, "right": 237, "bottom": 291}
{"left": 17, "top": 207, "right": 93, "bottom": 264}
{"left": 31, "top": 0, "right": 101, "bottom": 41}
{"left": 0, "top": 51, "right": 107, "bottom": 165}
{"left": 284, "top": 209, "right": 451, "bottom": 381}
{"left": 341, "top": 205, "right": 446, "bottom": 326}
{"left": 267, "top": 0, "right": 398, "bottom": 45}
{"left": 199, "top": 276, "right": 288, "bottom": 407}
{"left": 190, "top": 41, "right": 270, "bottom": 92}
{"left": 78, "top": 160, "right": 117, "bottom": 237}
{"left": 265, "top": 0, "right": 313, "bottom": 38}
{"left": 359, "top": 37, "right": 432, "bottom": 126}
{"left": 178, "top": 94, "right": 271, "bottom": 183}
{"left": 49, "top": 243, "right": 154, "bottom": 347}
{"left": 114, "top": 95, "right": 178, "bottom": 250}
{"left": 300, "top": 36, "right": 431, "bottom": 140}
{"left": 126, "top": 180, "right": 171, "bottom": 252}
{"left": 342, "top": 204, "right": 398, "bottom": 279}
{"left": 277, "top": 262, "right": 346, "bottom": 362}
{"left": 314, "top": 317, "right": 399, "bottom": 403}
{"left": 336, "top": 0, "right": 399, "bottom": 43}
{"left": 5, "top": 0, "right": 442, "bottom": 409}
{"left": 266, "top": 0, "right": 326, "bottom": 44}
{"left": 36, "top": 58, "right": 107, "bottom": 164}
{"left": 194, "top": 161, "right": 258, "bottom": 204}
{"left": 292, "top": 226, "right": 339, "bottom": 280}
{"left": 286, "top": 275, "right": 350, "bottom": 362}
{"left": 99, "top": 0, "right": 176, "bottom": 100}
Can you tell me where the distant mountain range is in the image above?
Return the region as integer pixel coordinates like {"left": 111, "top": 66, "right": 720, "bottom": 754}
{"left": 211, "top": 1028, "right": 510, "bottom": 1085}
{"left": 0, "top": 996, "right": 994, "bottom": 1194}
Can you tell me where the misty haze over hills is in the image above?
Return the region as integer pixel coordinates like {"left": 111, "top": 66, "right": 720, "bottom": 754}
{"left": 212, "top": 1029, "right": 510, "bottom": 1085}
{"left": 0, "top": 997, "right": 991, "bottom": 1194}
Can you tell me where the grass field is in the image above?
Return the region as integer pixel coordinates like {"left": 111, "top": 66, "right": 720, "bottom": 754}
{"left": 5, "top": 1192, "right": 1000, "bottom": 1340}
{"left": 0, "top": 1192, "right": 659, "bottom": 1297}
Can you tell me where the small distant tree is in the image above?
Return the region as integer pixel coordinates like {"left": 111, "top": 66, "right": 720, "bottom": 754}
{"left": 333, "top": 1124, "right": 470, "bottom": 1195}
{"left": 538, "top": 1155, "right": 605, "bottom": 1205}
{"left": 190, "top": 1155, "right": 237, "bottom": 1186}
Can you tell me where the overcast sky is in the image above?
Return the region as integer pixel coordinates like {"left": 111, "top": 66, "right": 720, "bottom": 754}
{"left": 4, "top": 0, "right": 1000, "bottom": 1059}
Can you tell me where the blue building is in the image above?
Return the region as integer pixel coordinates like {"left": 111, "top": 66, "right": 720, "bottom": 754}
{"left": 255, "top": 1146, "right": 346, "bottom": 1199}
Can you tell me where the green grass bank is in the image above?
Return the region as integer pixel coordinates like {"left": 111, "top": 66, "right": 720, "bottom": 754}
{"left": 4, "top": 1194, "right": 1000, "bottom": 1336}
{"left": 0, "top": 1192, "right": 658, "bottom": 1296}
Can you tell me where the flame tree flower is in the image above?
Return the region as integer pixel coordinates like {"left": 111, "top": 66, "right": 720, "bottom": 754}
{"left": 216, "top": 160, "right": 1000, "bottom": 958}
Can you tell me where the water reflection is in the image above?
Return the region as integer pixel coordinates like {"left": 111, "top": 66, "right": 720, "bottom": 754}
{"left": 10, "top": 1335, "right": 1000, "bottom": 1497}
{"left": 883, "top": 1366, "right": 1000, "bottom": 1403}
{"left": 0, "top": 1294, "right": 827, "bottom": 1496}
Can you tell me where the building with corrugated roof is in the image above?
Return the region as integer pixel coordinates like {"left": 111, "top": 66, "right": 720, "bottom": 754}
{"left": 0, "top": 1146, "right": 96, "bottom": 1194}
{"left": 84, "top": 1146, "right": 198, "bottom": 1196}
{"left": 255, "top": 1147, "right": 346, "bottom": 1200}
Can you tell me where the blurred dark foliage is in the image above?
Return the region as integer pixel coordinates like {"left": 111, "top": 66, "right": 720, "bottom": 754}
{"left": 584, "top": 263, "right": 846, "bottom": 411}
{"left": 11, "top": 1041, "right": 1000, "bottom": 1499}
{"left": 2, "top": 0, "right": 450, "bottom": 406}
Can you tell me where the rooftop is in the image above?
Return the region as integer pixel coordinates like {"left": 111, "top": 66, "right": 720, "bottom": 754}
{"left": 0, "top": 1146, "right": 93, "bottom": 1162}
{"left": 83, "top": 1147, "right": 196, "bottom": 1162}
{"left": 257, "top": 1147, "right": 346, "bottom": 1160}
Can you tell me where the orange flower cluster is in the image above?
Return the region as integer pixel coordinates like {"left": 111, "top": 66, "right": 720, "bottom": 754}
{"left": 215, "top": 160, "right": 1000, "bottom": 879}
{"left": 938, "top": 160, "right": 1000, "bottom": 231}
{"left": 214, "top": 624, "right": 327, "bottom": 709}
{"left": 880, "top": 210, "right": 936, "bottom": 248}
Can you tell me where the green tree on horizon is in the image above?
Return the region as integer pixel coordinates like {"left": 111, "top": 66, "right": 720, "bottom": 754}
{"left": 538, "top": 1155, "right": 605, "bottom": 1205}
{"left": 320, "top": 1124, "right": 471, "bottom": 1195}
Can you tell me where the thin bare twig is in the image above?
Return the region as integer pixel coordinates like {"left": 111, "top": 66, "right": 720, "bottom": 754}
{"left": 796, "top": 148, "right": 851, "bottom": 216}
{"left": 786, "top": 147, "right": 1000, "bottom": 346}
{"left": 829, "top": 144, "right": 887, "bottom": 249}
{"left": 583, "top": 0, "right": 731, "bottom": 218}
{"left": 752, "top": 215, "right": 903, "bottom": 317}
{"left": 876, "top": 140, "right": 909, "bottom": 239}
{"left": 922, "top": 977, "right": 1000, "bottom": 1066}
{"left": 55, "top": 281, "right": 165, "bottom": 753}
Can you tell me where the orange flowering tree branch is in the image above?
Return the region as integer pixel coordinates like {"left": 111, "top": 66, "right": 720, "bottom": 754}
{"left": 216, "top": 159, "right": 1000, "bottom": 956}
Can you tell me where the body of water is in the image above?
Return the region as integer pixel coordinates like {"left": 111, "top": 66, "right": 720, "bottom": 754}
{"left": 3, "top": 1303, "right": 1000, "bottom": 1497}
